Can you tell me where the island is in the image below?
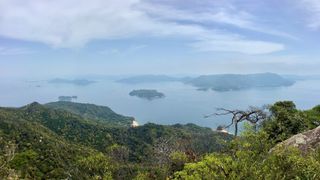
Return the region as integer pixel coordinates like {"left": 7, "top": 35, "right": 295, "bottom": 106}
{"left": 48, "top": 78, "right": 96, "bottom": 86}
{"left": 185, "top": 73, "right": 295, "bottom": 91}
{"left": 129, "top": 89, "right": 165, "bottom": 100}
{"left": 116, "top": 75, "right": 191, "bottom": 84}
{"left": 116, "top": 73, "right": 295, "bottom": 92}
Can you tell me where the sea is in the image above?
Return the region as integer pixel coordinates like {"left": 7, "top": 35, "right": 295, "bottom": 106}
{"left": 1, "top": 78, "right": 319, "bottom": 132}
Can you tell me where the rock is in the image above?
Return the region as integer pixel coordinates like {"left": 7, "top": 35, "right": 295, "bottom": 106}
{"left": 273, "top": 126, "right": 320, "bottom": 153}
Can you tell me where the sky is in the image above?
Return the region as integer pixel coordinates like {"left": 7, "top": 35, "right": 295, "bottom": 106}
{"left": 0, "top": 0, "right": 320, "bottom": 78}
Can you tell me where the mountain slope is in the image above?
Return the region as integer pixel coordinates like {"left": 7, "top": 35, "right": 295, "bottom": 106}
{"left": 45, "top": 101, "right": 133, "bottom": 127}
{"left": 0, "top": 104, "right": 107, "bottom": 179}
{"left": 0, "top": 102, "right": 231, "bottom": 179}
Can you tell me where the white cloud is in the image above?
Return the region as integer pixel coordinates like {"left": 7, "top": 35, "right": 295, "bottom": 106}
{"left": 298, "top": 0, "right": 320, "bottom": 30}
{"left": 0, "top": 47, "right": 34, "bottom": 55}
{"left": 191, "top": 39, "right": 285, "bottom": 55}
{"left": 140, "top": 2, "right": 297, "bottom": 40}
{"left": 99, "top": 44, "right": 147, "bottom": 55}
{"left": 0, "top": 0, "right": 285, "bottom": 54}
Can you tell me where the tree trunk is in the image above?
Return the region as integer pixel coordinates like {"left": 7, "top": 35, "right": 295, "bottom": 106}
{"left": 235, "top": 123, "right": 238, "bottom": 136}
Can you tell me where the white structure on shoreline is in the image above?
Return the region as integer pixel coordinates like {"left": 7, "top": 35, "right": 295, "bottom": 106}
{"left": 216, "top": 125, "right": 229, "bottom": 134}
{"left": 131, "top": 119, "right": 139, "bottom": 128}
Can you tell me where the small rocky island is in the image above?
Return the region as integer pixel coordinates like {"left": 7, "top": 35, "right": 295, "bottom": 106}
{"left": 129, "top": 89, "right": 165, "bottom": 100}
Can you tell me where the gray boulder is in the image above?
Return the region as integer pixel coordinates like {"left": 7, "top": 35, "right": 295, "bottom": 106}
{"left": 273, "top": 126, "right": 320, "bottom": 153}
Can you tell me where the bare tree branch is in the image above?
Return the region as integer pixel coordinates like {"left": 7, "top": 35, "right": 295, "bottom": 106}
{"left": 206, "top": 106, "right": 267, "bottom": 136}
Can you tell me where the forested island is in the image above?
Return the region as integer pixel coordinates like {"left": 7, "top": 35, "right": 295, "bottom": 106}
{"left": 117, "top": 73, "right": 295, "bottom": 92}
{"left": 129, "top": 89, "right": 165, "bottom": 100}
{"left": 185, "top": 73, "right": 295, "bottom": 91}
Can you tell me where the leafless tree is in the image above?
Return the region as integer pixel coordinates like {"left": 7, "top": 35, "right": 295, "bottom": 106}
{"left": 206, "top": 106, "right": 267, "bottom": 136}
{"left": 0, "top": 140, "right": 18, "bottom": 179}
{"left": 153, "top": 137, "right": 175, "bottom": 166}
{"left": 0, "top": 141, "right": 16, "bottom": 170}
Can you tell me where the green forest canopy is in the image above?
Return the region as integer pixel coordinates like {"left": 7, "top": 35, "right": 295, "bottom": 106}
{"left": 1, "top": 101, "right": 320, "bottom": 179}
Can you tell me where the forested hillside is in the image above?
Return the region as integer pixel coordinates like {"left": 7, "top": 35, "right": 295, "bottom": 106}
{"left": 0, "top": 102, "right": 231, "bottom": 179}
{"left": 45, "top": 101, "right": 133, "bottom": 127}
{"left": 1, "top": 101, "right": 320, "bottom": 179}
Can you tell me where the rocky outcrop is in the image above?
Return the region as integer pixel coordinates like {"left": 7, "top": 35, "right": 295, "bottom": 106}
{"left": 273, "top": 126, "right": 320, "bottom": 153}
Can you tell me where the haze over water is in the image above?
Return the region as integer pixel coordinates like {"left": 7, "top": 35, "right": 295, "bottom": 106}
{"left": 1, "top": 78, "right": 319, "bottom": 130}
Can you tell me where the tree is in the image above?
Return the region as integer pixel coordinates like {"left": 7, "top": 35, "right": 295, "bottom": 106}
{"left": 77, "top": 153, "right": 113, "bottom": 180}
{"left": 262, "top": 101, "right": 308, "bottom": 142}
{"left": 169, "top": 151, "right": 189, "bottom": 175}
{"left": 0, "top": 140, "right": 18, "bottom": 179}
{"left": 106, "top": 144, "right": 129, "bottom": 163}
{"left": 153, "top": 137, "right": 175, "bottom": 166}
{"left": 174, "top": 125, "right": 320, "bottom": 179}
{"left": 207, "top": 106, "right": 267, "bottom": 136}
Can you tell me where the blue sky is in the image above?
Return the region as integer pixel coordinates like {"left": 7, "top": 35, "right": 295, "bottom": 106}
{"left": 0, "top": 0, "right": 320, "bottom": 78}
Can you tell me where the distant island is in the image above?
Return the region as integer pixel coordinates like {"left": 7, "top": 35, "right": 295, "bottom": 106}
{"left": 129, "top": 89, "right": 165, "bottom": 100}
{"left": 117, "top": 75, "right": 190, "bottom": 84}
{"left": 48, "top": 78, "right": 96, "bottom": 86}
{"left": 185, "top": 73, "right": 295, "bottom": 91}
{"left": 117, "top": 73, "right": 295, "bottom": 92}
{"left": 58, "top": 96, "right": 77, "bottom": 102}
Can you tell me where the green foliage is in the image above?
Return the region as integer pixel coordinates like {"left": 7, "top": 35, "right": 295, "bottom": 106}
{"left": 10, "top": 150, "right": 38, "bottom": 169}
{"left": 168, "top": 152, "right": 189, "bottom": 175}
{"left": 0, "top": 140, "right": 19, "bottom": 179}
{"left": 175, "top": 148, "right": 320, "bottom": 179}
{"left": 0, "top": 102, "right": 230, "bottom": 179}
{"left": 262, "top": 101, "right": 308, "bottom": 142}
{"left": 304, "top": 105, "right": 320, "bottom": 128}
{"left": 133, "top": 172, "right": 151, "bottom": 180}
{"left": 175, "top": 126, "right": 320, "bottom": 180}
{"left": 175, "top": 104, "right": 320, "bottom": 180}
{"left": 261, "top": 148, "right": 320, "bottom": 179}
{"left": 77, "top": 153, "right": 113, "bottom": 180}
{"left": 5, "top": 100, "right": 320, "bottom": 179}
{"left": 45, "top": 101, "right": 133, "bottom": 127}
{"left": 106, "top": 144, "right": 129, "bottom": 163}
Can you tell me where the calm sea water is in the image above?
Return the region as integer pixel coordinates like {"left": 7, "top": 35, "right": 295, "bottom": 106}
{"left": 1, "top": 78, "right": 320, "bottom": 130}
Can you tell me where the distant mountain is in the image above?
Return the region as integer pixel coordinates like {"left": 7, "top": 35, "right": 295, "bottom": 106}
{"left": 0, "top": 102, "right": 231, "bottom": 179}
{"left": 45, "top": 101, "right": 133, "bottom": 127}
{"left": 48, "top": 78, "right": 96, "bottom": 86}
{"left": 186, "top": 73, "right": 295, "bottom": 91}
{"left": 116, "top": 75, "right": 190, "bottom": 84}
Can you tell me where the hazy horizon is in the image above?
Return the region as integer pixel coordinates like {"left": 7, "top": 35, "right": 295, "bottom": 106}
{"left": 1, "top": 0, "right": 320, "bottom": 124}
